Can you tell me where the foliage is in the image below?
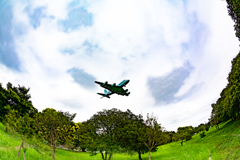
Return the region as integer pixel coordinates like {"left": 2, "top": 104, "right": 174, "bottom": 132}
{"left": 84, "top": 108, "right": 163, "bottom": 160}
{"left": 226, "top": 0, "right": 240, "bottom": 41}
{"left": 4, "top": 105, "right": 48, "bottom": 160}
{"left": 35, "top": 108, "right": 69, "bottom": 159}
{"left": 174, "top": 126, "right": 193, "bottom": 146}
{"left": 85, "top": 108, "right": 126, "bottom": 160}
{"left": 71, "top": 122, "right": 94, "bottom": 152}
{"left": 209, "top": 0, "right": 240, "bottom": 126}
{"left": 199, "top": 131, "right": 206, "bottom": 138}
{"left": 165, "top": 131, "right": 176, "bottom": 143}
{"left": 58, "top": 110, "right": 76, "bottom": 126}
{"left": 0, "top": 82, "right": 38, "bottom": 122}
{"left": 113, "top": 110, "right": 148, "bottom": 160}
{"left": 143, "top": 113, "right": 168, "bottom": 160}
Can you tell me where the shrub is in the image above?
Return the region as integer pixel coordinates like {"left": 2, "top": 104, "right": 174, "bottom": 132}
{"left": 200, "top": 131, "right": 206, "bottom": 138}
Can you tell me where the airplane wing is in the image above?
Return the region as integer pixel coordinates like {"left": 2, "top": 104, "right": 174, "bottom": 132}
{"left": 117, "top": 80, "right": 130, "bottom": 87}
{"left": 95, "top": 81, "right": 104, "bottom": 86}
{"left": 95, "top": 81, "right": 119, "bottom": 92}
{"left": 97, "top": 90, "right": 113, "bottom": 99}
{"left": 97, "top": 93, "right": 111, "bottom": 98}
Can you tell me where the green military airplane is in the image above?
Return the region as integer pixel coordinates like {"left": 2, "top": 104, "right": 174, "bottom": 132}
{"left": 95, "top": 79, "right": 130, "bottom": 98}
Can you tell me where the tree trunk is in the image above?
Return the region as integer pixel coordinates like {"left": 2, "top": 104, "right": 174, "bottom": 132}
{"left": 18, "top": 140, "right": 23, "bottom": 157}
{"left": 5, "top": 123, "right": 9, "bottom": 133}
{"left": 181, "top": 140, "right": 183, "bottom": 146}
{"left": 108, "top": 153, "right": 112, "bottom": 160}
{"left": 138, "top": 151, "right": 142, "bottom": 160}
{"left": 105, "top": 152, "right": 107, "bottom": 160}
{"left": 22, "top": 144, "right": 26, "bottom": 160}
{"left": 148, "top": 150, "right": 151, "bottom": 160}
{"left": 51, "top": 148, "right": 55, "bottom": 159}
{"left": 51, "top": 141, "right": 57, "bottom": 159}
{"left": 100, "top": 151, "right": 105, "bottom": 160}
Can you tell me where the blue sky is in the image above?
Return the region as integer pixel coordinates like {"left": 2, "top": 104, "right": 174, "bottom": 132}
{"left": 0, "top": 0, "right": 239, "bottom": 131}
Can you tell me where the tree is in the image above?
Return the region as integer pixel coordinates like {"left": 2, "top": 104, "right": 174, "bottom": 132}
{"left": 175, "top": 126, "right": 193, "bottom": 146}
{"left": 71, "top": 122, "right": 93, "bottom": 152}
{"left": 58, "top": 110, "right": 76, "bottom": 126}
{"left": 35, "top": 108, "right": 69, "bottom": 159}
{"left": 0, "top": 83, "right": 8, "bottom": 122}
{"left": 113, "top": 110, "right": 149, "bottom": 160}
{"left": 85, "top": 108, "right": 125, "bottom": 160}
{"left": 0, "top": 82, "right": 38, "bottom": 123}
{"left": 143, "top": 113, "right": 167, "bottom": 160}
{"left": 226, "top": 0, "right": 240, "bottom": 41}
{"left": 225, "top": 53, "right": 240, "bottom": 120}
{"left": 165, "top": 131, "right": 176, "bottom": 143}
{"left": 56, "top": 110, "right": 77, "bottom": 147}
{"left": 208, "top": 0, "right": 240, "bottom": 125}
{"left": 57, "top": 124, "right": 74, "bottom": 149}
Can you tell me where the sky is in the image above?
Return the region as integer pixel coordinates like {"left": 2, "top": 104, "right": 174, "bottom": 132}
{"left": 0, "top": 0, "right": 239, "bottom": 131}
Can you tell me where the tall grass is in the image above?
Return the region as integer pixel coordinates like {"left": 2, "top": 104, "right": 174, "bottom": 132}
{"left": 0, "top": 120, "right": 239, "bottom": 160}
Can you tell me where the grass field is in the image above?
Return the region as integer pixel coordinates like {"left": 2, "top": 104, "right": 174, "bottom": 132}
{"left": 0, "top": 119, "right": 240, "bottom": 160}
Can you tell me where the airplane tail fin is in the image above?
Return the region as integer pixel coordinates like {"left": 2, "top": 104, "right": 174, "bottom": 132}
{"left": 104, "top": 89, "right": 108, "bottom": 94}
{"left": 97, "top": 93, "right": 110, "bottom": 99}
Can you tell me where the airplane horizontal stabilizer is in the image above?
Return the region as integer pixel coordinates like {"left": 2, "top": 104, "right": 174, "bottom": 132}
{"left": 97, "top": 93, "right": 110, "bottom": 98}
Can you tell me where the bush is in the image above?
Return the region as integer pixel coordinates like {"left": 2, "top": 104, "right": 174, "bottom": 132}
{"left": 200, "top": 131, "right": 206, "bottom": 138}
{"left": 185, "top": 134, "right": 192, "bottom": 141}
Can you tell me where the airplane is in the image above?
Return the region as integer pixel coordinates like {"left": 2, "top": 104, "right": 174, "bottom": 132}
{"left": 95, "top": 79, "right": 130, "bottom": 99}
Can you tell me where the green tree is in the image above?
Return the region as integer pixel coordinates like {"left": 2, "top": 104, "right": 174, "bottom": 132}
{"left": 35, "top": 108, "right": 69, "bottom": 159}
{"left": 113, "top": 110, "right": 149, "bottom": 160}
{"left": 143, "top": 113, "right": 167, "bottom": 160}
{"left": 58, "top": 110, "right": 76, "bottom": 126}
{"left": 165, "top": 131, "right": 176, "bottom": 143}
{"left": 175, "top": 126, "right": 193, "bottom": 146}
{"left": 208, "top": 0, "right": 240, "bottom": 125}
{"left": 225, "top": 53, "right": 240, "bottom": 120}
{"left": 71, "top": 122, "right": 93, "bottom": 152}
{"left": 56, "top": 110, "right": 76, "bottom": 147}
{"left": 57, "top": 124, "right": 74, "bottom": 149}
{"left": 85, "top": 108, "right": 127, "bottom": 160}
{"left": 0, "top": 83, "right": 8, "bottom": 122}
{"left": 226, "top": 0, "right": 240, "bottom": 41}
{"left": 0, "top": 82, "right": 38, "bottom": 122}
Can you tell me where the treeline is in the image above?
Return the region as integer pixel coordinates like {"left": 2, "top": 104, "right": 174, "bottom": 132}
{"left": 208, "top": 0, "right": 240, "bottom": 129}
{"left": 0, "top": 82, "right": 166, "bottom": 160}
{"left": 0, "top": 82, "right": 211, "bottom": 160}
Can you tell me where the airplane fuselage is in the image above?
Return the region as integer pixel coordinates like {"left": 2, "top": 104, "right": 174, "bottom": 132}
{"left": 104, "top": 86, "right": 125, "bottom": 95}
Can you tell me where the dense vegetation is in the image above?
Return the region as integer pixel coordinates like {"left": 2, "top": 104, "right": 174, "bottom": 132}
{"left": 208, "top": 0, "right": 240, "bottom": 131}
{"left": 0, "top": 82, "right": 214, "bottom": 160}
{"left": 1, "top": 118, "right": 240, "bottom": 159}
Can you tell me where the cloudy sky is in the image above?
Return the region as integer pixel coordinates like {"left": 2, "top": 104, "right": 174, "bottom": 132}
{"left": 0, "top": 0, "right": 239, "bottom": 131}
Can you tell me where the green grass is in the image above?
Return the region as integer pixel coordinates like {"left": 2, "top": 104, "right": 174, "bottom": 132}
{"left": 0, "top": 120, "right": 240, "bottom": 160}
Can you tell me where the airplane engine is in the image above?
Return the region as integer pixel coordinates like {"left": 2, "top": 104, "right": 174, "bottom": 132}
{"left": 103, "top": 81, "right": 108, "bottom": 85}
{"left": 112, "top": 83, "right": 116, "bottom": 87}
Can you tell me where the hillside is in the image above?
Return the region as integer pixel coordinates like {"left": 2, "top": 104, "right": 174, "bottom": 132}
{"left": 0, "top": 119, "right": 240, "bottom": 160}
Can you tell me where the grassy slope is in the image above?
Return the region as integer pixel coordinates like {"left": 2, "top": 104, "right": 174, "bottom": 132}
{"left": 0, "top": 120, "right": 239, "bottom": 160}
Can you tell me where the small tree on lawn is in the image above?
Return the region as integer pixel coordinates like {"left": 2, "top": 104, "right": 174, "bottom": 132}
{"left": 35, "top": 108, "right": 69, "bottom": 159}
{"left": 143, "top": 113, "right": 168, "bottom": 160}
